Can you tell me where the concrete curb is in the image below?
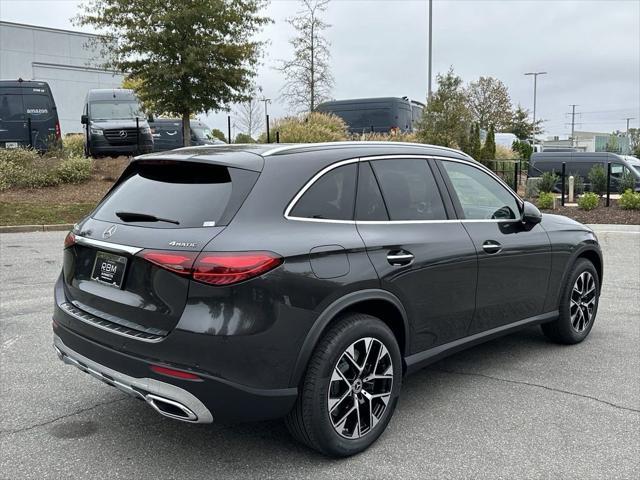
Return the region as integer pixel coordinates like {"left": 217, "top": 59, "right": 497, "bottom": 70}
{"left": 0, "top": 223, "right": 74, "bottom": 234}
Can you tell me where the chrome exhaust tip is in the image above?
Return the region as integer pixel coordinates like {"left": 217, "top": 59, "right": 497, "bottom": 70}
{"left": 146, "top": 394, "right": 198, "bottom": 422}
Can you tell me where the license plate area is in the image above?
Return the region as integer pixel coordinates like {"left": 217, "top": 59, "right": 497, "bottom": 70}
{"left": 91, "top": 251, "right": 128, "bottom": 289}
{"left": 5, "top": 142, "right": 18, "bottom": 149}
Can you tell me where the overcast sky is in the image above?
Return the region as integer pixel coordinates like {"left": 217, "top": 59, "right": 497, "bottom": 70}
{"left": 1, "top": 0, "right": 638, "bottom": 138}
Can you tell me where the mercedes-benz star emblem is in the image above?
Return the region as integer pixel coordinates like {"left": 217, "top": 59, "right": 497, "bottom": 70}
{"left": 119, "top": 130, "right": 127, "bottom": 138}
{"left": 103, "top": 225, "right": 117, "bottom": 239}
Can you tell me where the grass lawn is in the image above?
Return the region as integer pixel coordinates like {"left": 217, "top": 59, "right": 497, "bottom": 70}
{"left": 0, "top": 202, "right": 95, "bottom": 226}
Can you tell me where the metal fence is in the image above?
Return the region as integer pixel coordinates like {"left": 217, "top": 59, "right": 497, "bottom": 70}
{"left": 485, "top": 159, "right": 529, "bottom": 192}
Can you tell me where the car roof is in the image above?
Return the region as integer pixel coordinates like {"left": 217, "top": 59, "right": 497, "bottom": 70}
{"left": 134, "top": 142, "right": 472, "bottom": 172}
{"left": 0, "top": 79, "right": 51, "bottom": 89}
{"left": 532, "top": 152, "right": 623, "bottom": 160}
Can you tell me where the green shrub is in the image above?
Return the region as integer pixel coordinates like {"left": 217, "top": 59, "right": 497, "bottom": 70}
{"left": 56, "top": 157, "right": 92, "bottom": 183}
{"left": 210, "top": 128, "right": 227, "bottom": 142}
{"left": 260, "top": 112, "right": 348, "bottom": 143}
{"left": 234, "top": 133, "right": 255, "bottom": 144}
{"left": 588, "top": 164, "right": 607, "bottom": 195}
{"left": 618, "top": 189, "right": 640, "bottom": 210}
{"left": 618, "top": 171, "right": 636, "bottom": 193}
{"left": 578, "top": 192, "right": 599, "bottom": 211}
{"left": 537, "top": 191, "right": 555, "bottom": 209}
{"left": 63, "top": 134, "right": 86, "bottom": 157}
{"left": 538, "top": 170, "right": 559, "bottom": 193}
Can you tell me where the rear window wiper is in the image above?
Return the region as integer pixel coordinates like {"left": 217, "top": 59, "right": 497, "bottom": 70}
{"left": 115, "top": 211, "right": 180, "bottom": 225}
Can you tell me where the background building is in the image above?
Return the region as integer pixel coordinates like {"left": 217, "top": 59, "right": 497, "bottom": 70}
{"left": 0, "top": 21, "right": 123, "bottom": 134}
{"left": 542, "top": 131, "right": 631, "bottom": 154}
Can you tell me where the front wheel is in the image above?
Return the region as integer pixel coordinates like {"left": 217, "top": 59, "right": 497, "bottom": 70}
{"left": 541, "top": 258, "right": 600, "bottom": 344}
{"left": 285, "top": 313, "right": 402, "bottom": 457}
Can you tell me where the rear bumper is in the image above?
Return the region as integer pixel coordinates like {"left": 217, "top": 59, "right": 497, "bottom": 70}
{"left": 54, "top": 333, "right": 213, "bottom": 423}
{"left": 52, "top": 319, "right": 298, "bottom": 423}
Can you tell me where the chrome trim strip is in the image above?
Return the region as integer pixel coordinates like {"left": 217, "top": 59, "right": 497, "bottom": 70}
{"left": 75, "top": 235, "right": 142, "bottom": 255}
{"left": 60, "top": 302, "right": 164, "bottom": 343}
{"left": 284, "top": 153, "right": 522, "bottom": 225}
{"left": 53, "top": 334, "right": 214, "bottom": 424}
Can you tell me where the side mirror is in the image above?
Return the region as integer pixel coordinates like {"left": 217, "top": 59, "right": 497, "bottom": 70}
{"left": 80, "top": 114, "right": 88, "bottom": 125}
{"left": 521, "top": 201, "right": 542, "bottom": 225}
{"left": 147, "top": 114, "right": 155, "bottom": 123}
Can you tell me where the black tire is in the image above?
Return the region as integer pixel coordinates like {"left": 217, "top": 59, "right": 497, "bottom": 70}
{"left": 541, "top": 258, "right": 600, "bottom": 344}
{"left": 285, "top": 313, "right": 402, "bottom": 457}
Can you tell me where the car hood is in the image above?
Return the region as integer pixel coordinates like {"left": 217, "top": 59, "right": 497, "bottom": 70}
{"left": 541, "top": 213, "right": 592, "bottom": 232}
{"left": 90, "top": 120, "right": 150, "bottom": 129}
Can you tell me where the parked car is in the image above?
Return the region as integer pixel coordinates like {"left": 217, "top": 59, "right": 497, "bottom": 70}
{"left": 316, "top": 97, "right": 422, "bottom": 133}
{"left": 149, "top": 118, "right": 224, "bottom": 152}
{"left": 53, "top": 142, "right": 603, "bottom": 457}
{"left": 81, "top": 89, "right": 153, "bottom": 157}
{"left": 0, "top": 79, "right": 61, "bottom": 152}
{"left": 528, "top": 151, "right": 640, "bottom": 192}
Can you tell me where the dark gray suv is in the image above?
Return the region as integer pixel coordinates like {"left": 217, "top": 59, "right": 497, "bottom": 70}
{"left": 53, "top": 142, "right": 602, "bottom": 457}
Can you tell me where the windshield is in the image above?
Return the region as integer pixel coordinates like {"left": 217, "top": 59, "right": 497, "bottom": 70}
{"left": 91, "top": 100, "right": 143, "bottom": 121}
{"left": 192, "top": 126, "right": 212, "bottom": 140}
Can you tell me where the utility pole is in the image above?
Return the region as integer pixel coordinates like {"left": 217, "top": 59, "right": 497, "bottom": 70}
{"left": 427, "top": 0, "right": 433, "bottom": 102}
{"left": 569, "top": 104, "right": 579, "bottom": 146}
{"left": 524, "top": 71, "right": 547, "bottom": 144}
{"left": 623, "top": 117, "right": 635, "bottom": 133}
{"left": 260, "top": 97, "right": 271, "bottom": 137}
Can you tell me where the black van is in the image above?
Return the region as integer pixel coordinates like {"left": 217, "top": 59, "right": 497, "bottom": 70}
{"left": 316, "top": 97, "right": 421, "bottom": 134}
{"left": 528, "top": 152, "right": 640, "bottom": 192}
{"left": 0, "top": 79, "right": 61, "bottom": 152}
{"left": 81, "top": 89, "right": 153, "bottom": 157}
{"left": 149, "top": 118, "right": 224, "bottom": 152}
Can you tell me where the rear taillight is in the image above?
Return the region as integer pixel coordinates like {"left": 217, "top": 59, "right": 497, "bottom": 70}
{"left": 193, "top": 252, "right": 283, "bottom": 286}
{"left": 141, "top": 251, "right": 197, "bottom": 276}
{"left": 138, "top": 250, "right": 282, "bottom": 285}
{"left": 63, "top": 232, "right": 76, "bottom": 249}
{"left": 55, "top": 121, "right": 61, "bottom": 140}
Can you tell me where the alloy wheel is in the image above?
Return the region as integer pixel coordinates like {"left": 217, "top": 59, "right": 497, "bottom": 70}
{"left": 327, "top": 337, "right": 393, "bottom": 439}
{"left": 570, "top": 271, "right": 597, "bottom": 333}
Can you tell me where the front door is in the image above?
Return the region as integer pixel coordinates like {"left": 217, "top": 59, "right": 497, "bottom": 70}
{"left": 355, "top": 158, "right": 478, "bottom": 353}
{"left": 436, "top": 159, "right": 552, "bottom": 334}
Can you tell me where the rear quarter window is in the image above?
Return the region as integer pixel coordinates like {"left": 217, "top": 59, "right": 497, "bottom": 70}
{"left": 93, "top": 162, "right": 259, "bottom": 228}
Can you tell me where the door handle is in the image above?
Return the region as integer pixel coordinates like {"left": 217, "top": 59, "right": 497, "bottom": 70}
{"left": 387, "top": 250, "right": 414, "bottom": 266}
{"left": 482, "top": 240, "right": 502, "bottom": 254}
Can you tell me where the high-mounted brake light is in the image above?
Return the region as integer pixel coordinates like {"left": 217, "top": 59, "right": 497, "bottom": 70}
{"left": 150, "top": 364, "right": 201, "bottom": 381}
{"left": 63, "top": 232, "right": 76, "bottom": 249}
{"left": 193, "top": 252, "right": 283, "bottom": 285}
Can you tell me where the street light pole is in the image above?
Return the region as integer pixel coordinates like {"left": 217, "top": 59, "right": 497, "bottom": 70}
{"left": 427, "top": 0, "right": 433, "bottom": 101}
{"left": 524, "top": 71, "right": 547, "bottom": 144}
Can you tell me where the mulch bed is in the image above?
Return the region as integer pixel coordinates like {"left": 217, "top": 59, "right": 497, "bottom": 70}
{"left": 541, "top": 198, "right": 640, "bottom": 225}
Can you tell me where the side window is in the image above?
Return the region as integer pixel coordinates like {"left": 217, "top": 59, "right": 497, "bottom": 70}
{"left": 441, "top": 161, "right": 520, "bottom": 220}
{"left": 290, "top": 163, "right": 357, "bottom": 221}
{"left": 610, "top": 163, "right": 624, "bottom": 178}
{"left": 371, "top": 159, "right": 447, "bottom": 221}
{"left": 356, "top": 162, "right": 388, "bottom": 221}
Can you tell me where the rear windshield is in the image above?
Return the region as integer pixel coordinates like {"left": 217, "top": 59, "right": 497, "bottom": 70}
{"left": 0, "top": 93, "right": 24, "bottom": 121}
{"left": 93, "top": 162, "right": 259, "bottom": 228}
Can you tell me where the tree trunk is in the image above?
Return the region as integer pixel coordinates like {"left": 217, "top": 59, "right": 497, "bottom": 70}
{"left": 182, "top": 111, "right": 191, "bottom": 147}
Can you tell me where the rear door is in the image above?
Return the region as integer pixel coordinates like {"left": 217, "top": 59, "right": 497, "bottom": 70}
{"left": 355, "top": 157, "right": 477, "bottom": 353}
{"left": 0, "top": 87, "right": 26, "bottom": 148}
{"left": 152, "top": 121, "right": 183, "bottom": 151}
{"left": 62, "top": 160, "right": 259, "bottom": 342}
{"left": 23, "top": 89, "right": 58, "bottom": 150}
{"left": 436, "top": 159, "right": 551, "bottom": 334}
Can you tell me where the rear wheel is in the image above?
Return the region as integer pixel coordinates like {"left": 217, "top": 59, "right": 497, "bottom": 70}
{"left": 285, "top": 313, "right": 402, "bottom": 457}
{"left": 541, "top": 258, "right": 599, "bottom": 344}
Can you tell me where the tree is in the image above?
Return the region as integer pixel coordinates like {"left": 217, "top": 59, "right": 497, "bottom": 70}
{"left": 235, "top": 132, "right": 256, "bottom": 143}
{"left": 508, "top": 104, "right": 543, "bottom": 141}
{"left": 211, "top": 128, "right": 227, "bottom": 142}
{"left": 470, "top": 123, "right": 482, "bottom": 159}
{"left": 605, "top": 133, "right": 620, "bottom": 153}
{"left": 416, "top": 68, "right": 471, "bottom": 148}
{"left": 512, "top": 139, "right": 533, "bottom": 160}
{"left": 480, "top": 124, "right": 496, "bottom": 162}
{"left": 278, "top": 0, "right": 334, "bottom": 113}
{"left": 466, "top": 76, "right": 513, "bottom": 130}
{"left": 628, "top": 128, "right": 640, "bottom": 157}
{"left": 234, "top": 88, "right": 264, "bottom": 139}
{"left": 76, "top": 0, "right": 270, "bottom": 146}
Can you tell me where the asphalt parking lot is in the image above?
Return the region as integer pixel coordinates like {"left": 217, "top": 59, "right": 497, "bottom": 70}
{"left": 1, "top": 225, "right": 638, "bottom": 479}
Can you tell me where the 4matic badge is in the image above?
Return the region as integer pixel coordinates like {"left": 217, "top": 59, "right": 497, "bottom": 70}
{"left": 169, "top": 241, "right": 197, "bottom": 248}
